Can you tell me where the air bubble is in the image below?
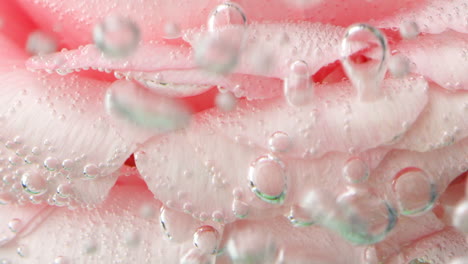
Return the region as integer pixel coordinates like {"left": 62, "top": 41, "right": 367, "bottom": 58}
{"left": 248, "top": 155, "right": 287, "bottom": 204}
{"left": 26, "top": 31, "right": 57, "bottom": 55}
{"left": 105, "top": 80, "right": 191, "bottom": 131}
{"left": 21, "top": 172, "right": 48, "bottom": 195}
{"left": 333, "top": 188, "right": 397, "bottom": 245}
{"left": 163, "top": 22, "right": 181, "bottom": 39}
{"left": 83, "top": 164, "right": 99, "bottom": 179}
{"left": 400, "top": 21, "right": 420, "bottom": 39}
{"left": 284, "top": 60, "right": 312, "bottom": 106}
{"left": 160, "top": 206, "right": 198, "bottom": 242}
{"left": 341, "top": 24, "right": 389, "bottom": 101}
{"left": 44, "top": 157, "right": 59, "bottom": 171}
{"left": 8, "top": 218, "right": 22, "bottom": 233}
{"left": 388, "top": 54, "right": 411, "bottom": 78}
{"left": 17, "top": 244, "right": 28, "bottom": 257}
{"left": 53, "top": 256, "right": 70, "bottom": 264}
{"left": 195, "top": 2, "right": 247, "bottom": 74}
{"left": 453, "top": 199, "right": 468, "bottom": 233}
{"left": 342, "top": 157, "right": 369, "bottom": 184}
{"left": 93, "top": 16, "right": 140, "bottom": 57}
{"left": 215, "top": 91, "right": 237, "bottom": 112}
{"left": 226, "top": 226, "right": 277, "bottom": 264}
{"left": 193, "top": 226, "right": 219, "bottom": 255}
{"left": 392, "top": 167, "right": 437, "bottom": 216}
{"left": 287, "top": 204, "right": 315, "bottom": 227}
{"left": 232, "top": 199, "right": 249, "bottom": 218}
{"left": 268, "top": 131, "right": 292, "bottom": 153}
{"left": 56, "top": 184, "right": 73, "bottom": 198}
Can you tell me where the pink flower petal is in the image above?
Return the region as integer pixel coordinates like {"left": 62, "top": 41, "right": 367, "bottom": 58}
{"left": 396, "top": 31, "right": 468, "bottom": 91}
{"left": 385, "top": 228, "right": 468, "bottom": 263}
{"left": 27, "top": 22, "right": 346, "bottom": 79}
{"left": 220, "top": 216, "right": 364, "bottom": 263}
{"left": 16, "top": 0, "right": 426, "bottom": 47}
{"left": 376, "top": 0, "right": 468, "bottom": 34}
{"left": 394, "top": 83, "right": 468, "bottom": 152}
{"left": 0, "top": 37, "right": 156, "bottom": 206}
{"left": 183, "top": 22, "right": 348, "bottom": 78}
{"left": 134, "top": 77, "right": 432, "bottom": 223}
{"left": 0, "top": 184, "right": 208, "bottom": 263}
{"left": 201, "top": 77, "right": 428, "bottom": 159}
{"left": 376, "top": 212, "right": 445, "bottom": 261}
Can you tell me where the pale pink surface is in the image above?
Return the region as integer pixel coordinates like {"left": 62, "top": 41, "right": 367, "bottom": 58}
{"left": 0, "top": 0, "right": 467, "bottom": 263}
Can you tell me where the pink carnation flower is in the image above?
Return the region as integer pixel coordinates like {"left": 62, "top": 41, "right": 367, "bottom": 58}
{"left": 0, "top": 0, "right": 467, "bottom": 263}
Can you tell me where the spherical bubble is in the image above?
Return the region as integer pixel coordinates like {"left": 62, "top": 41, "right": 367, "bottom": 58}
{"left": 392, "top": 167, "right": 437, "bottom": 216}
{"left": 333, "top": 187, "right": 397, "bottom": 245}
{"left": 93, "top": 16, "right": 140, "bottom": 58}
{"left": 342, "top": 157, "right": 369, "bottom": 184}
{"left": 388, "top": 54, "right": 411, "bottom": 78}
{"left": 400, "top": 20, "right": 420, "bottom": 39}
{"left": 21, "top": 172, "right": 48, "bottom": 196}
{"left": 163, "top": 22, "right": 181, "bottom": 39}
{"left": 268, "top": 131, "right": 292, "bottom": 153}
{"left": 215, "top": 91, "right": 237, "bottom": 112}
{"left": 193, "top": 226, "right": 219, "bottom": 255}
{"left": 248, "top": 155, "right": 287, "bottom": 204}
{"left": 26, "top": 31, "right": 57, "bottom": 55}
{"left": 284, "top": 60, "right": 312, "bottom": 106}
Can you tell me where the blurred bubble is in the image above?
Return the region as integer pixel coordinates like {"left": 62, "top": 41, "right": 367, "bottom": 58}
{"left": 195, "top": 2, "right": 247, "bottom": 74}
{"left": 105, "top": 80, "right": 192, "bottom": 132}
{"left": 26, "top": 31, "right": 57, "bottom": 55}
{"left": 93, "top": 16, "right": 140, "bottom": 57}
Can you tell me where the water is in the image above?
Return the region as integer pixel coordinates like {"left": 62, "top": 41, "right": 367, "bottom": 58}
{"left": 342, "top": 157, "right": 369, "bottom": 184}
{"left": 193, "top": 226, "right": 220, "bottom": 255}
{"left": 284, "top": 60, "right": 312, "bottom": 106}
{"left": 340, "top": 24, "right": 389, "bottom": 101}
{"left": 105, "top": 80, "right": 192, "bottom": 131}
{"left": 248, "top": 155, "right": 287, "bottom": 204}
{"left": 21, "top": 172, "right": 48, "bottom": 195}
{"left": 195, "top": 2, "right": 247, "bottom": 74}
{"left": 93, "top": 16, "right": 140, "bottom": 57}
{"left": 392, "top": 167, "right": 437, "bottom": 216}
